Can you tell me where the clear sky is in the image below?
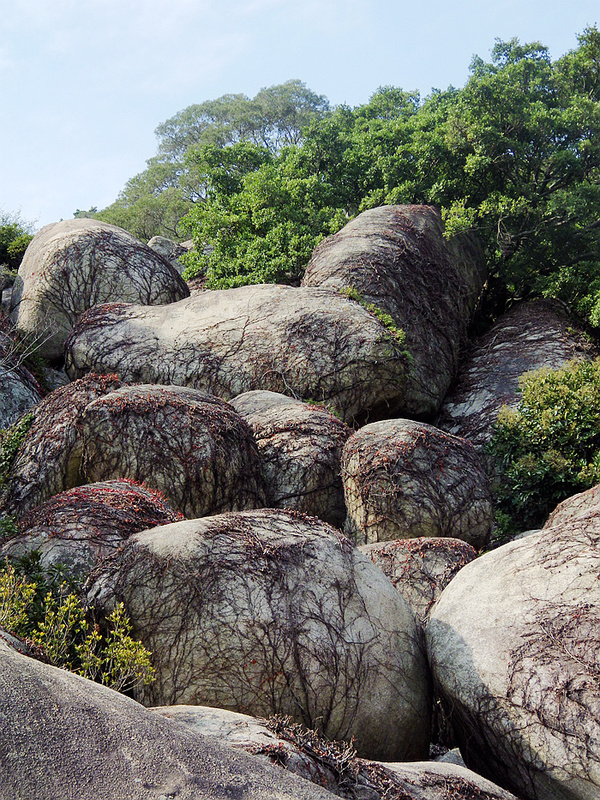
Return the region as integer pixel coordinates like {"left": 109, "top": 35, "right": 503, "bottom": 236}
{"left": 1, "top": 0, "right": 598, "bottom": 232}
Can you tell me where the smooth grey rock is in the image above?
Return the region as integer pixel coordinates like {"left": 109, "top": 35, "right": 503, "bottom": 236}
{"left": 0, "top": 638, "right": 336, "bottom": 800}
{"left": 426, "top": 522, "right": 600, "bottom": 800}
{"left": 11, "top": 219, "right": 190, "bottom": 361}
{"left": 64, "top": 284, "right": 410, "bottom": 423}
{"left": 302, "top": 205, "right": 486, "bottom": 416}
{"left": 86, "top": 508, "right": 431, "bottom": 762}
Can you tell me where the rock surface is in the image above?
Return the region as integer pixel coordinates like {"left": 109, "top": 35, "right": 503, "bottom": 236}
{"left": 0, "top": 638, "right": 336, "bottom": 800}
{"left": 11, "top": 219, "right": 190, "bottom": 361}
{"left": 360, "top": 537, "right": 477, "bottom": 625}
{"left": 544, "top": 484, "right": 600, "bottom": 530}
{"left": 86, "top": 508, "right": 431, "bottom": 762}
{"left": 80, "top": 384, "right": 267, "bottom": 518}
{"left": 0, "top": 373, "right": 122, "bottom": 519}
{"left": 1, "top": 479, "right": 183, "bottom": 582}
{"left": 230, "top": 391, "right": 351, "bottom": 527}
{"left": 436, "top": 299, "right": 597, "bottom": 450}
{"left": 63, "top": 284, "right": 410, "bottom": 423}
{"left": 152, "top": 706, "right": 521, "bottom": 800}
{"left": 146, "top": 235, "right": 192, "bottom": 275}
{"left": 426, "top": 521, "right": 600, "bottom": 800}
{"left": 302, "top": 205, "right": 486, "bottom": 416}
{"left": 342, "top": 419, "right": 492, "bottom": 548}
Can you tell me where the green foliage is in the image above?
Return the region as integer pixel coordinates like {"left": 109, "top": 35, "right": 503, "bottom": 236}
{"left": 488, "top": 358, "right": 600, "bottom": 530}
{"left": 0, "top": 554, "right": 154, "bottom": 693}
{"left": 340, "top": 286, "right": 407, "bottom": 348}
{"left": 182, "top": 143, "right": 347, "bottom": 287}
{"left": 98, "top": 29, "right": 600, "bottom": 322}
{"left": 0, "top": 210, "right": 35, "bottom": 269}
{"left": 0, "top": 412, "right": 34, "bottom": 490}
{"left": 98, "top": 81, "right": 329, "bottom": 242}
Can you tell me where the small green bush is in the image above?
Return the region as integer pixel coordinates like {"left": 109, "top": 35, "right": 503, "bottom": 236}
{"left": 488, "top": 358, "right": 600, "bottom": 531}
{"left": 0, "top": 412, "right": 34, "bottom": 490}
{"left": 0, "top": 554, "right": 154, "bottom": 693}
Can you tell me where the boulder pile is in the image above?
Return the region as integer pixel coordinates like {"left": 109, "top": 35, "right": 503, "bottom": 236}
{"left": 1, "top": 208, "right": 599, "bottom": 799}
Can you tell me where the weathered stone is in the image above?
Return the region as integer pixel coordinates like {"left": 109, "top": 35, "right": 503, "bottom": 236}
{"left": 302, "top": 205, "right": 486, "bottom": 416}
{"left": 374, "top": 761, "right": 522, "bottom": 800}
{"left": 152, "top": 707, "right": 520, "bottom": 800}
{"left": 436, "top": 299, "right": 597, "bottom": 450}
{"left": 86, "top": 508, "right": 431, "bottom": 762}
{"left": 1, "top": 479, "right": 183, "bottom": 582}
{"left": 80, "top": 384, "right": 267, "bottom": 519}
{"left": 151, "top": 706, "right": 342, "bottom": 794}
{"left": 342, "top": 419, "right": 492, "bottom": 548}
{"left": 544, "top": 484, "right": 600, "bottom": 530}
{"left": 360, "top": 537, "right": 477, "bottom": 625}
{"left": 64, "top": 284, "right": 410, "bottom": 423}
{"left": 426, "top": 521, "right": 600, "bottom": 800}
{"left": 147, "top": 235, "right": 192, "bottom": 275}
{"left": 230, "top": 390, "right": 351, "bottom": 527}
{"left": 11, "top": 219, "right": 190, "bottom": 361}
{"left": 0, "top": 373, "right": 122, "bottom": 519}
{"left": 0, "top": 639, "right": 336, "bottom": 800}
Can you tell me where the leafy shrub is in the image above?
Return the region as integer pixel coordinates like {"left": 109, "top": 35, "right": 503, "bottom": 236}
{"left": 488, "top": 358, "right": 600, "bottom": 531}
{"left": 0, "top": 210, "right": 35, "bottom": 269}
{"left": 0, "top": 554, "right": 154, "bottom": 693}
{"left": 0, "top": 412, "right": 34, "bottom": 489}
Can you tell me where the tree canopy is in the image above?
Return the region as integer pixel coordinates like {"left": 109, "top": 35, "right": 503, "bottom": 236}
{"left": 96, "top": 29, "right": 600, "bottom": 327}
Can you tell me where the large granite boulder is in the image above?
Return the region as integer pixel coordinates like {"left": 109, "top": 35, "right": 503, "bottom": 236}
{"left": 80, "top": 384, "right": 267, "bottom": 519}
{"left": 86, "top": 508, "right": 431, "bottom": 762}
{"left": 0, "top": 373, "right": 122, "bottom": 519}
{"left": 0, "top": 479, "right": 183, "bottom": 583}
{"left": 230, "top": 390, "right": 352, "bottom": 528}
{"left": 0, "top": 638, "right": 335, "bottom": 800}
{"left": 426, "top": 520, "right": 600, "bottom": 800}
{"left": 360, "top": 537, "right": 477, "bottom": 626}
{"left": 10, "top": 219, "right": 190, "bottom": 361}
{"left": 302, "top": 205, "right": 486, "bottom": 416}
{"left": 436, "top": 299, "right": 598, "bottom": 450}
{"left": 544, "top": 484, "right": 600, "bottom": 530}
{"left": 342, "top": 419, "right": 492, "bottom": 549}
{"left": 63, "top": 284, "right": 411, "bottom": 423}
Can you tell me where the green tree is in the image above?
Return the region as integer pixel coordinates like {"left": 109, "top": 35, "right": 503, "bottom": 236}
{"left": 98, "top": 81, "right": 329, "bottom": 242}
{"left": 0, "top": 210, "right": 35, "bottom": 270}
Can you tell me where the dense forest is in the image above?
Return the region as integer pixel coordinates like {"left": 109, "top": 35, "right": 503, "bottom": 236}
{"left": 87, "top": 27, "right": 600, "bottom": 330}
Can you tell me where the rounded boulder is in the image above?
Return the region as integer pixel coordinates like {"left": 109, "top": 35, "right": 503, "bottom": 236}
{"left": 11, "top": 219, "right": 189, "bottom": 361}
{"left": 342, "top": 419, "right": 492, "bottom": 548}
{"left": 86, "top": 508, "right": 431, "bottom": 762}
{"left": 230, "top": 390, "right": 352, "bottom": 527}
{"left": 80, "top": 384, "right": 267, "bottom": 519}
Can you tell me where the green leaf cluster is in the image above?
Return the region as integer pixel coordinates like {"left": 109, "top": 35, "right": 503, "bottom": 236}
{"left": 0, "top": 554, "right": 154, "bottom": 693}
{"left": 0, "top": 412, "right": 34, "bottom": 490}
{"left": 488, "top": 358, "right": 600, "bottom": 531}
{"left": 0, "top": 210, "right": 35, "bottom": 270}
{"left": 96, "top": 28, "right": 600, "bottom": 327}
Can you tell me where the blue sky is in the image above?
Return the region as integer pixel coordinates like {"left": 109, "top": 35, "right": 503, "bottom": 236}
{"left": 1, "top": 0, "right": 598, "bottom": 231}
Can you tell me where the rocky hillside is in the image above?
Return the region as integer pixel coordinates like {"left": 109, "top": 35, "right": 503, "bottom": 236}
{"left": 0, "top": 208, "right": 598, "bottom": 800}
